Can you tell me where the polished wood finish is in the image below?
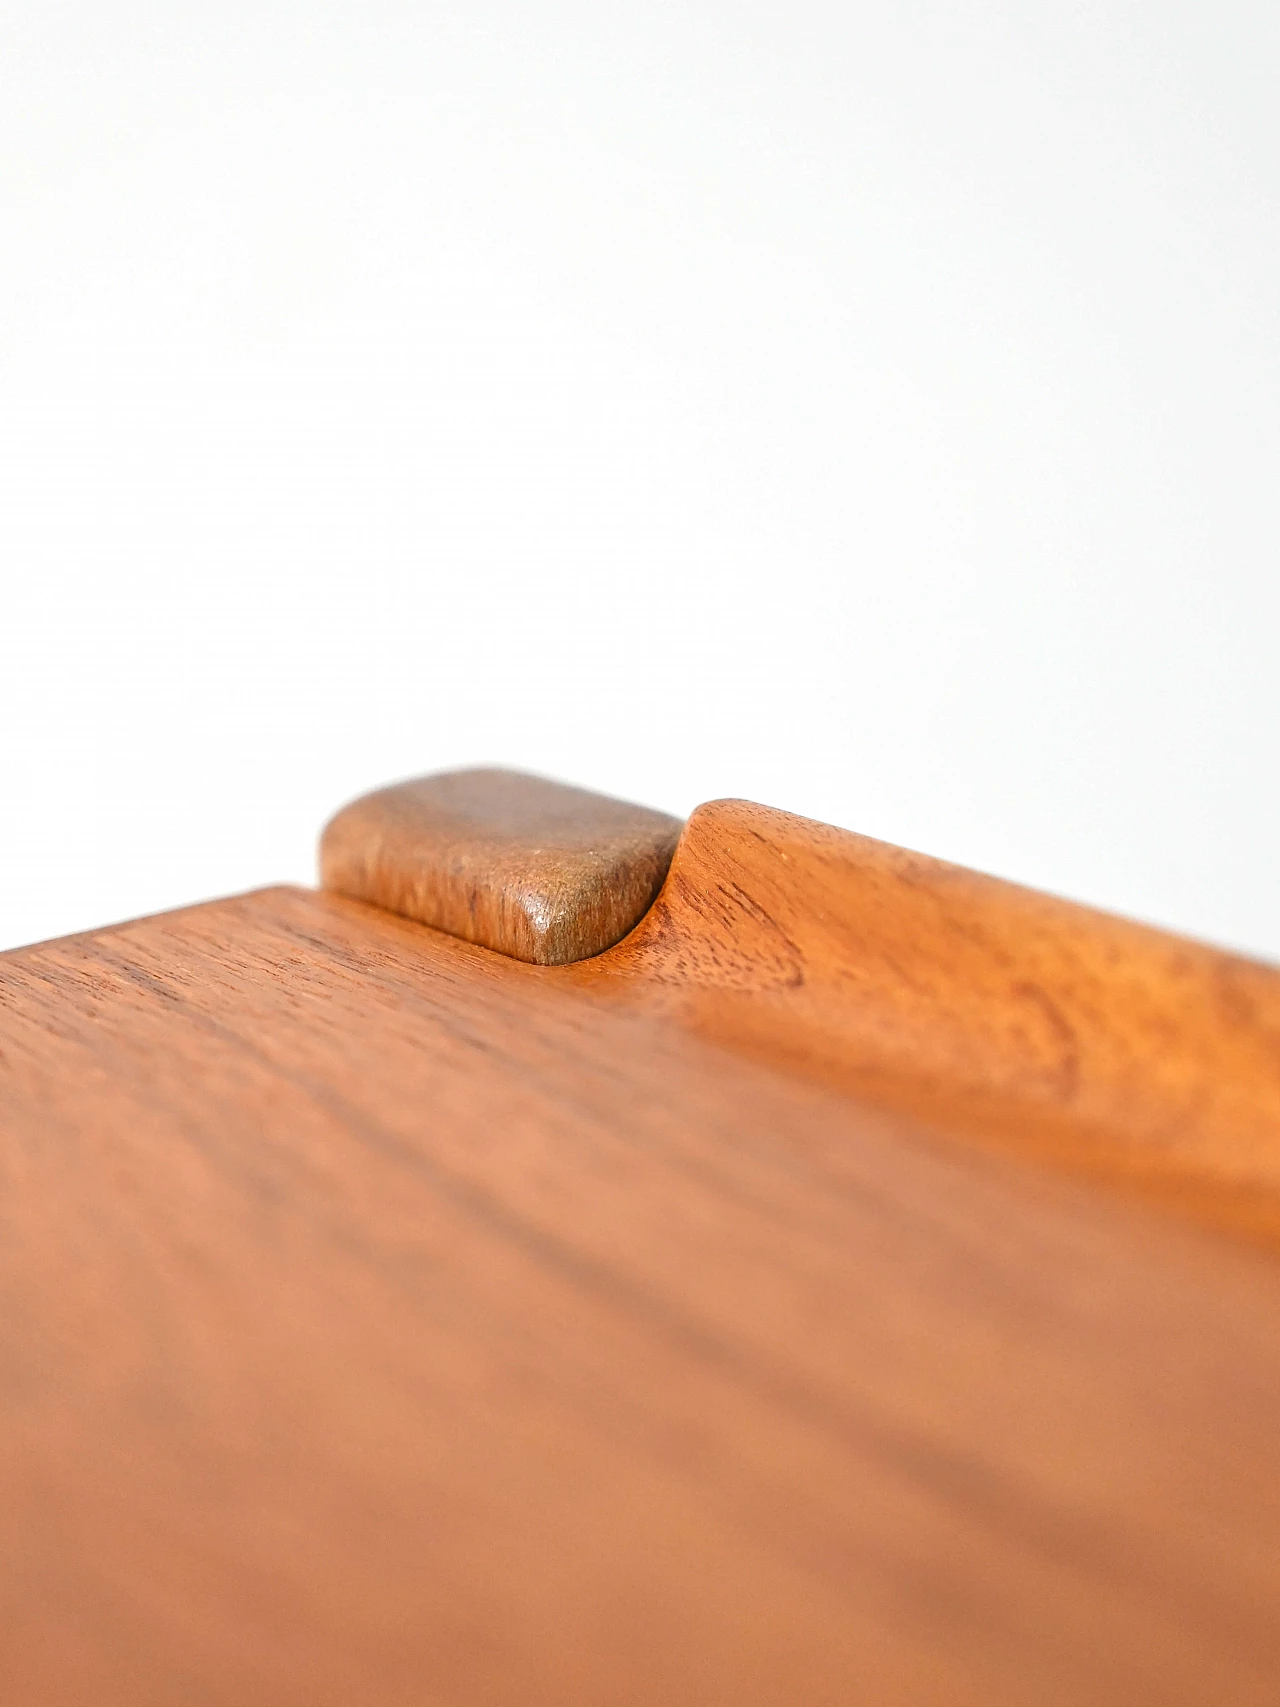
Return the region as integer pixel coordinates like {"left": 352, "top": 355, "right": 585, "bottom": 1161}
{"left": 6, "top": 776, "right": 1280, "bottom": 1702}
{"left": 320, "top": 767, "right": 682, "bottom": 964}
{"left": 323, "top": 769, "right": 1280, "bottom": 1246}
{"left": 582, "top": 799, "right": 1280, "bottom": 1244}
{"left": 4, "top": 883, "right": 1280, "bottom": 1703}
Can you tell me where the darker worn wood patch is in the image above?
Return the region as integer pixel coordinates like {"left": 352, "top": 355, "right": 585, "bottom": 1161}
{"left": 319, "top": 767, "right": 683, "bottom": 964}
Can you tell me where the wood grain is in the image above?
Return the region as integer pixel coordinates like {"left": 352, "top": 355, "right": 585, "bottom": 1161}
{"left": 572, "top": 799, "right": 1280, "bottom": 1242}
{"left": 319, "top": 768, "right": 682, "bottom": 964}
{"left": 323, "top": 770, "right": 1280, "bottom": 1244}
{"left": 5, "top": 883, "right": 1280, "bottom": 1701}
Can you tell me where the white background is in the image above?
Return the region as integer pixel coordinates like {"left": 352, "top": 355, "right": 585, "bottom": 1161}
{"left": 2, "top": 2, "right": 1277, "bottom": 957}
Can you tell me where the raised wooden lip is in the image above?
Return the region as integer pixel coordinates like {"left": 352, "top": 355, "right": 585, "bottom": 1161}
{"left": 579, "top": 795, "right": 1280, "bottom": 1248}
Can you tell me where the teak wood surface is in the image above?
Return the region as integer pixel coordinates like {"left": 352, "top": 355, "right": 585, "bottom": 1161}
{"left": 4, "top": 777, "right": 1280, "bottom": 1703}
{"left": 589, "top": 798, "right": 1280, "bottom": 1246}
